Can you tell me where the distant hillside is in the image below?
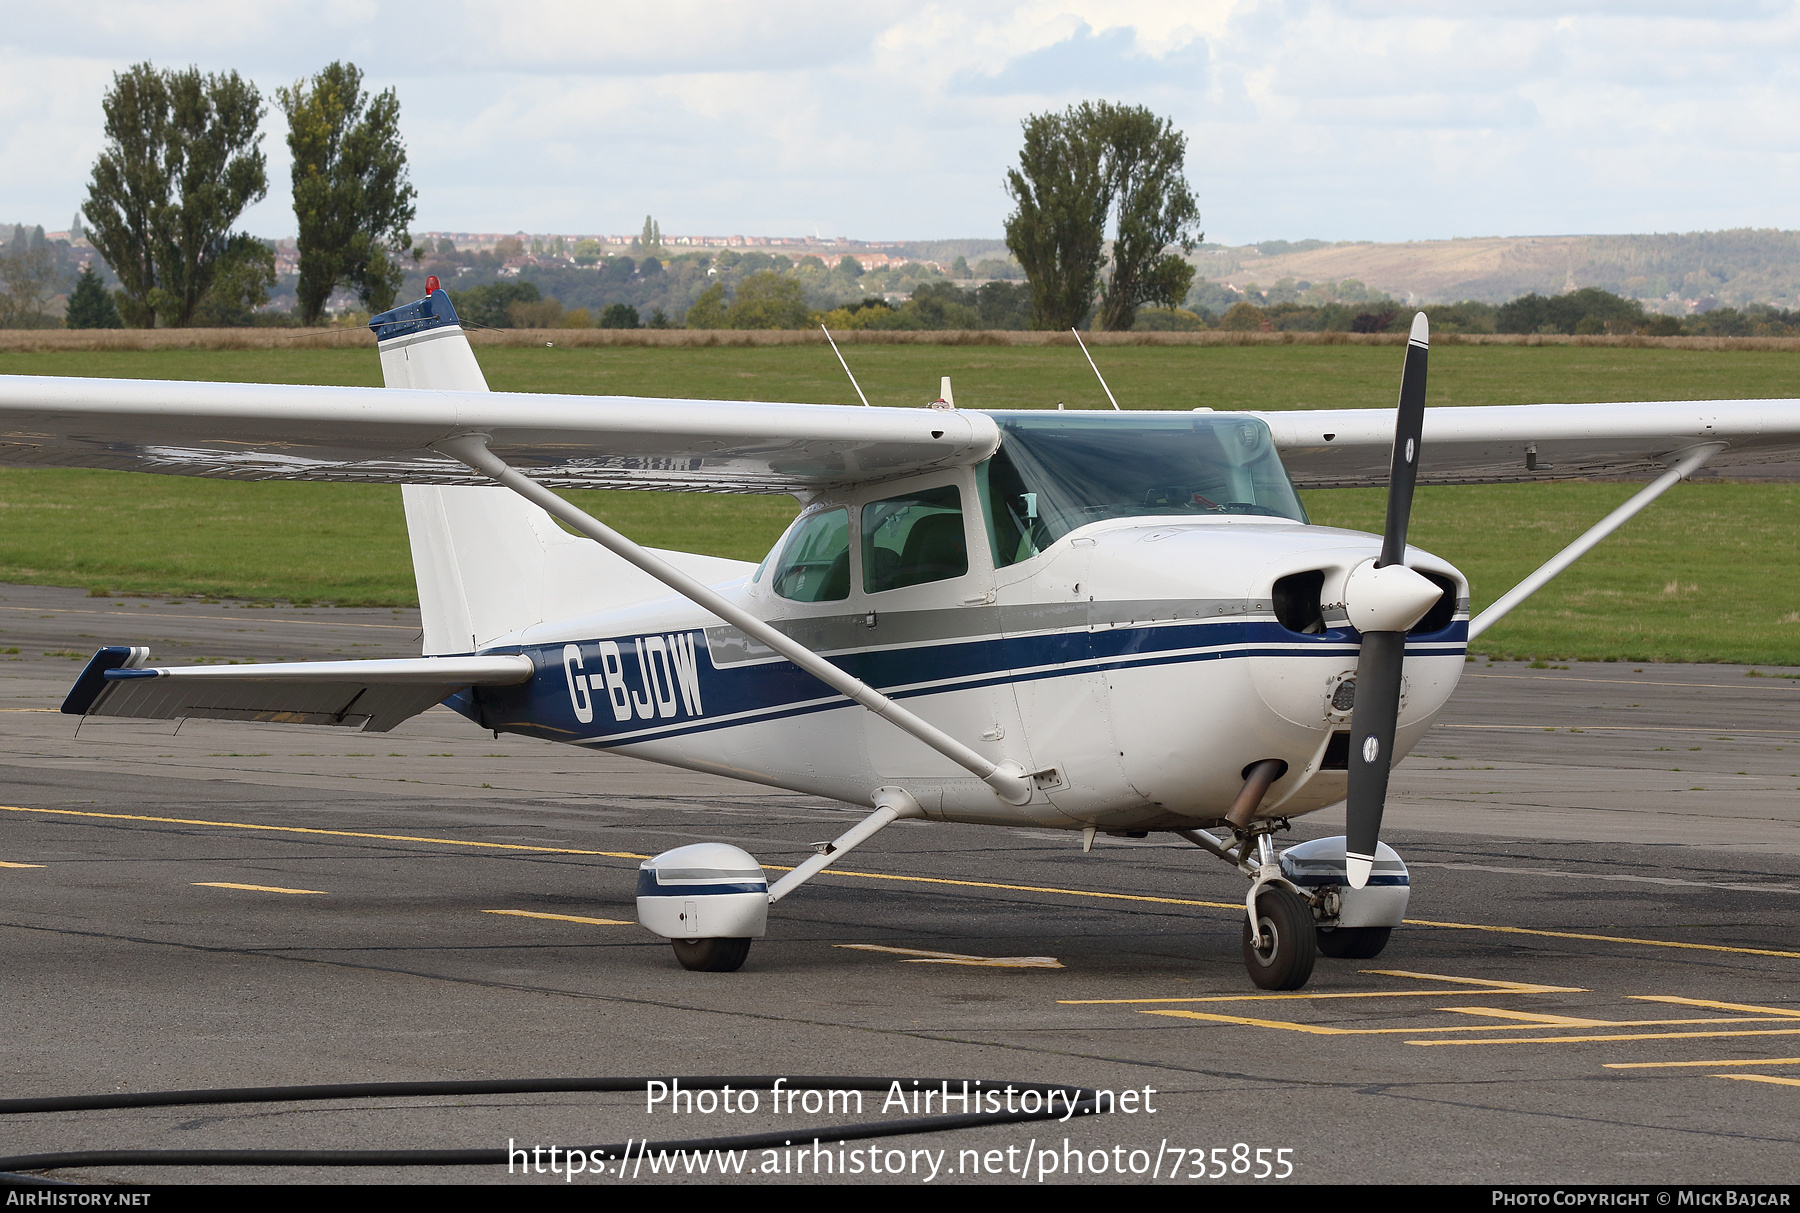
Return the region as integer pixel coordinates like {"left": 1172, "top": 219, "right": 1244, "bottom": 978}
{"left": 1192, "top": 230, "right": 1800, "bottom": 311}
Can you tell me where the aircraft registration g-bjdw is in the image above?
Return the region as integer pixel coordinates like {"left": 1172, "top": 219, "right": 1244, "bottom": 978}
{"left": 3, "top": 288, "right": 1797, "bottom": 989}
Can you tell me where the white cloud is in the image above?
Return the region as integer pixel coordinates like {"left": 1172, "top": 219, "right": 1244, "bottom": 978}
{"left": 4, "top": 1, "right": 1800, "bottom": 244}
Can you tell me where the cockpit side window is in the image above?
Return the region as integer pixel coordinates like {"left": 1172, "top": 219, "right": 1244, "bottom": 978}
{"left": 770, "top": 508, "right": 850, "bottom": 602}
{"left": 862, "top": 485, "right": 967, "bottom": 593}
{"left": 977, "top": 448, "right": 1047, "bottom": 569}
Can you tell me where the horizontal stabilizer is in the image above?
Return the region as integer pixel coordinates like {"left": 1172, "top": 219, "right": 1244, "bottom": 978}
{"left": 62, "top": 647, "right": 534, "bottom": 733}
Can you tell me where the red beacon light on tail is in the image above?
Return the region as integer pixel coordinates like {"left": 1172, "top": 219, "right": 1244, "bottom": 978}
{"left": 425, "top": 275, "right": 440, "bottom": 294}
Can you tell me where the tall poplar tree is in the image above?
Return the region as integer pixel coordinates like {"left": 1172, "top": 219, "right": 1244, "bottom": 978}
{"left": 1003, "top": 106, "right": 1110, "bottom": 332}
{"left": 1004, "top": 101, "right": 1201, "bottom": 332}
{"left": 279, "top": 62, "right": 417, "bottom": 325}
{"left": 1091, "top": 105, "right": 1199, "bottom": 331}
{"left": 82, "top": 63, "right": 268, "bottom": 327}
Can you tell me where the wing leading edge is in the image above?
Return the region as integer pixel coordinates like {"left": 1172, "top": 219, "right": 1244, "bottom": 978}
{"left": 0, "top": 374, "right": 998, "bottom": 492}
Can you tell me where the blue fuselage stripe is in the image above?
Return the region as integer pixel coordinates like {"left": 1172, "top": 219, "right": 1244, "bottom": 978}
{"left": 466, "top": 617, "right": 1468, "bottom": 747}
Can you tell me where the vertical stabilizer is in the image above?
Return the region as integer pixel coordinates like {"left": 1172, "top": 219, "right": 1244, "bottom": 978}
{"left": 370, "top": 288, "right": 753, "bottom": 654}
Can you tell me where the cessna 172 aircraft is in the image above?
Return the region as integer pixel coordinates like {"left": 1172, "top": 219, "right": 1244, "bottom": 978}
{"left": 4, "top": 287, "right": 1797, "bottom": 990}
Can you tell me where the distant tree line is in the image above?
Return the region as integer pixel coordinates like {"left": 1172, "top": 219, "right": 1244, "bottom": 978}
{"left": 1176, "top": 284, "right": 1800, "bottom": 338}
{"left": 409, "top": 237, "right": 1036, "bottom": 332}
{"left": 0, "top": 225, "right": 73, "bottom": 328}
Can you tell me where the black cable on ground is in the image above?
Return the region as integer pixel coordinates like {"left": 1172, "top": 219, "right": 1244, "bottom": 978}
{"left": 0, "top": 1075, "right": 1112, "bottom": 1173}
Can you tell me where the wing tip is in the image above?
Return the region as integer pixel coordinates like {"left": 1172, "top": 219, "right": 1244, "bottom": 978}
{"left": 61, "top": 645, "right": 148, "bottom": 714}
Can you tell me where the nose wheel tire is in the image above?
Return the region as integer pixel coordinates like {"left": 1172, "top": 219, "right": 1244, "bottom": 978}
{"left": 1241, "top": 886, "right": 1317, "bottom": 990}
{"left": 1316, "top": 925, "right": 1392, "bottom": 959}
{"left": 672, "top": 937, "right": 752, "bottom": 972}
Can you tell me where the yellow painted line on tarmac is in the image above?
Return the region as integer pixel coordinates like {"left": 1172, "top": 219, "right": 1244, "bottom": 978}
{"left": 193, "top": 882, "right": 327, "bottom": 895}
{"left": 836, "top": 943, "right": 1062, "bottom": 969}
{"left": 1409, "top": 1028, "right": 1800, "bottom": 1047}
{"left": 0, "top": 804, "right": 650, "bottom": 860}
{"left": 0, "top": 860, "right": 46, "bottom": 868}
{"left": 6, "top": 805, "right": 1800, "bottom": 964}
{"left": 482, "top": 909, "right": 632, "bottom": 926}
{"left": 1455, "top": 1012, "right": 1800, "bottom": 1028}
{"left": 1135, "top": 1010, "right": 1352, "bottom": 1035}
{"left": 1404, "top": 918, "right": 1800, "bottom": 961}
{"left": 1140, "top": 1009, "right": 1598, "bottom": 1035}
{"left": 1081, "top": 970, "right": 1582, "bottom": 1003}
{"left": 1630, "top": 995, "right": 1800, "bottom": 1018}
{"left": 1605, "top": 1058, "right": 1800, "bottom": 1069}
{"left": 1137, "top": 1001, "right": 1775, "bottom": 1035}
{"left": 1064, "top": 971, "right": 1585, "bottom": 1004}
{"left": 0, "top": 708, "right": 56, "bottom": 713}
{"left": 1442, "top": 1007, "right": 1618, "bottom": 1027}
{"left": 1713, "top": 1074, "right": 1800, "bottom": 1088}
{"left": 1364, "top": 969, "right": 1579, "bottom": 990}
{"left": 0, "top": 805, "right": 1241, "bottom": 909}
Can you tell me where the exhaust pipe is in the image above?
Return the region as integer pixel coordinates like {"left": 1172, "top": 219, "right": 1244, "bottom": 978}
{"left": 1224, "top": 759, "right": 1287, "bottom": 831}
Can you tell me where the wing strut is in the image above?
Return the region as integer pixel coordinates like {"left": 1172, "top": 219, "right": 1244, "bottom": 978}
{"left": 766, "top": 787, "right": 925, "bottom": 903}
{"left": 1467, "top": 441, "right": 1724, "bottom": 641}
{"left": 434, "top": 434, "right": 1034, "bottom": 806}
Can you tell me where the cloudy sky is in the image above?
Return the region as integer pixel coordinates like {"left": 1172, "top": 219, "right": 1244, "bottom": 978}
{"left": 4, "top": 2, "right": 1799, "bottom": 245}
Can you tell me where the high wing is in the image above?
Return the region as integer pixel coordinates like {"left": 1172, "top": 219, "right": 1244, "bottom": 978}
{"left": 62, "top": 646, "right": 534, "bottom": 732}
{"left": 3, "top": 375, "right": 1797, "bottom": 492}
{"left": 0, "top": 375, "right": 996, "bottom": 492}
{"left": 1252, "top": 399, "right": 1800, "bottom": 487}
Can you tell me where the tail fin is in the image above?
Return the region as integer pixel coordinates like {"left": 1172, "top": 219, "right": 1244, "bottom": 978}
{"left": 372, "top": 289, "right": 753, "bottom": 654}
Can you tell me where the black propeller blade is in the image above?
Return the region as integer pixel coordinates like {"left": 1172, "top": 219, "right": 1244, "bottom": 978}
{"left": 1343, "top": 312, "right": 1433, "bottom": 889}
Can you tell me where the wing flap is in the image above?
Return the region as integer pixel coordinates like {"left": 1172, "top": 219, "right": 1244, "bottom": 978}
{"left": 63, "top": 649, "right": 535, "bottom": 733}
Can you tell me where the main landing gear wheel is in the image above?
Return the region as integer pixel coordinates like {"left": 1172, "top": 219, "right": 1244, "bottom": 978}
{"left": 1315, "top": 926, "right": 1392, "bottom": 959}
{"left": 672, "top": 937, "right": 752, "bottom": 972}
{"left": 1241, "top": 886, "right": 1317, "bottom": 990}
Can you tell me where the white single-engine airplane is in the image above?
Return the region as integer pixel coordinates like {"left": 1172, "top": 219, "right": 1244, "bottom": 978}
{"left": 5, "top": 288, "right": 1797, "bottom": 989}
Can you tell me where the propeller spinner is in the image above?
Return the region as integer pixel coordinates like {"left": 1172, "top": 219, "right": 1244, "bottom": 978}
{"left": 1342, "top": 313, "right": 1444, "bottom": 889}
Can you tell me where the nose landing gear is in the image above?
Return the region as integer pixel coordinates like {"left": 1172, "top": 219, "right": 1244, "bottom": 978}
{"left": 1177, "top": 816, "right": 1411, "bottom": 989}
{"left": 1241, "top": 882, "right": 1317, "bottom": 990}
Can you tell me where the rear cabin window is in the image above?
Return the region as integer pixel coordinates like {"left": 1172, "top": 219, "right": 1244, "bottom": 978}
{"left": 862, "top": 486, "right": 968, "bottom": 594}
{"left": 771, "top": 508, "right": 850, "bottom": 602}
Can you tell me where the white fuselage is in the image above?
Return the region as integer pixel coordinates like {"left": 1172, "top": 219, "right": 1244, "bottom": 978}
{"left": 473, "top": 466, "right": 1469, "bottom": 835}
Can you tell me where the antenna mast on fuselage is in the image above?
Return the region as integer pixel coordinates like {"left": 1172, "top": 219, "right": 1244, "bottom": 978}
{"left": 1071, "top": 328, "right": 1122, "bottom": 410}
{"left": 820, "top": 325, "right": 872, "bottom": 407}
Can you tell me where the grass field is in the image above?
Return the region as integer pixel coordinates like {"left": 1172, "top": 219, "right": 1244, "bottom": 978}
{"left": 1, "top": 343, "right": 1796, "bottom": 664}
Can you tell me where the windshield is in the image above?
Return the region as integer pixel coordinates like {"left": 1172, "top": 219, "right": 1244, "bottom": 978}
{"left": 978, "top": 412, "right": 1307, "bottom": 567}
